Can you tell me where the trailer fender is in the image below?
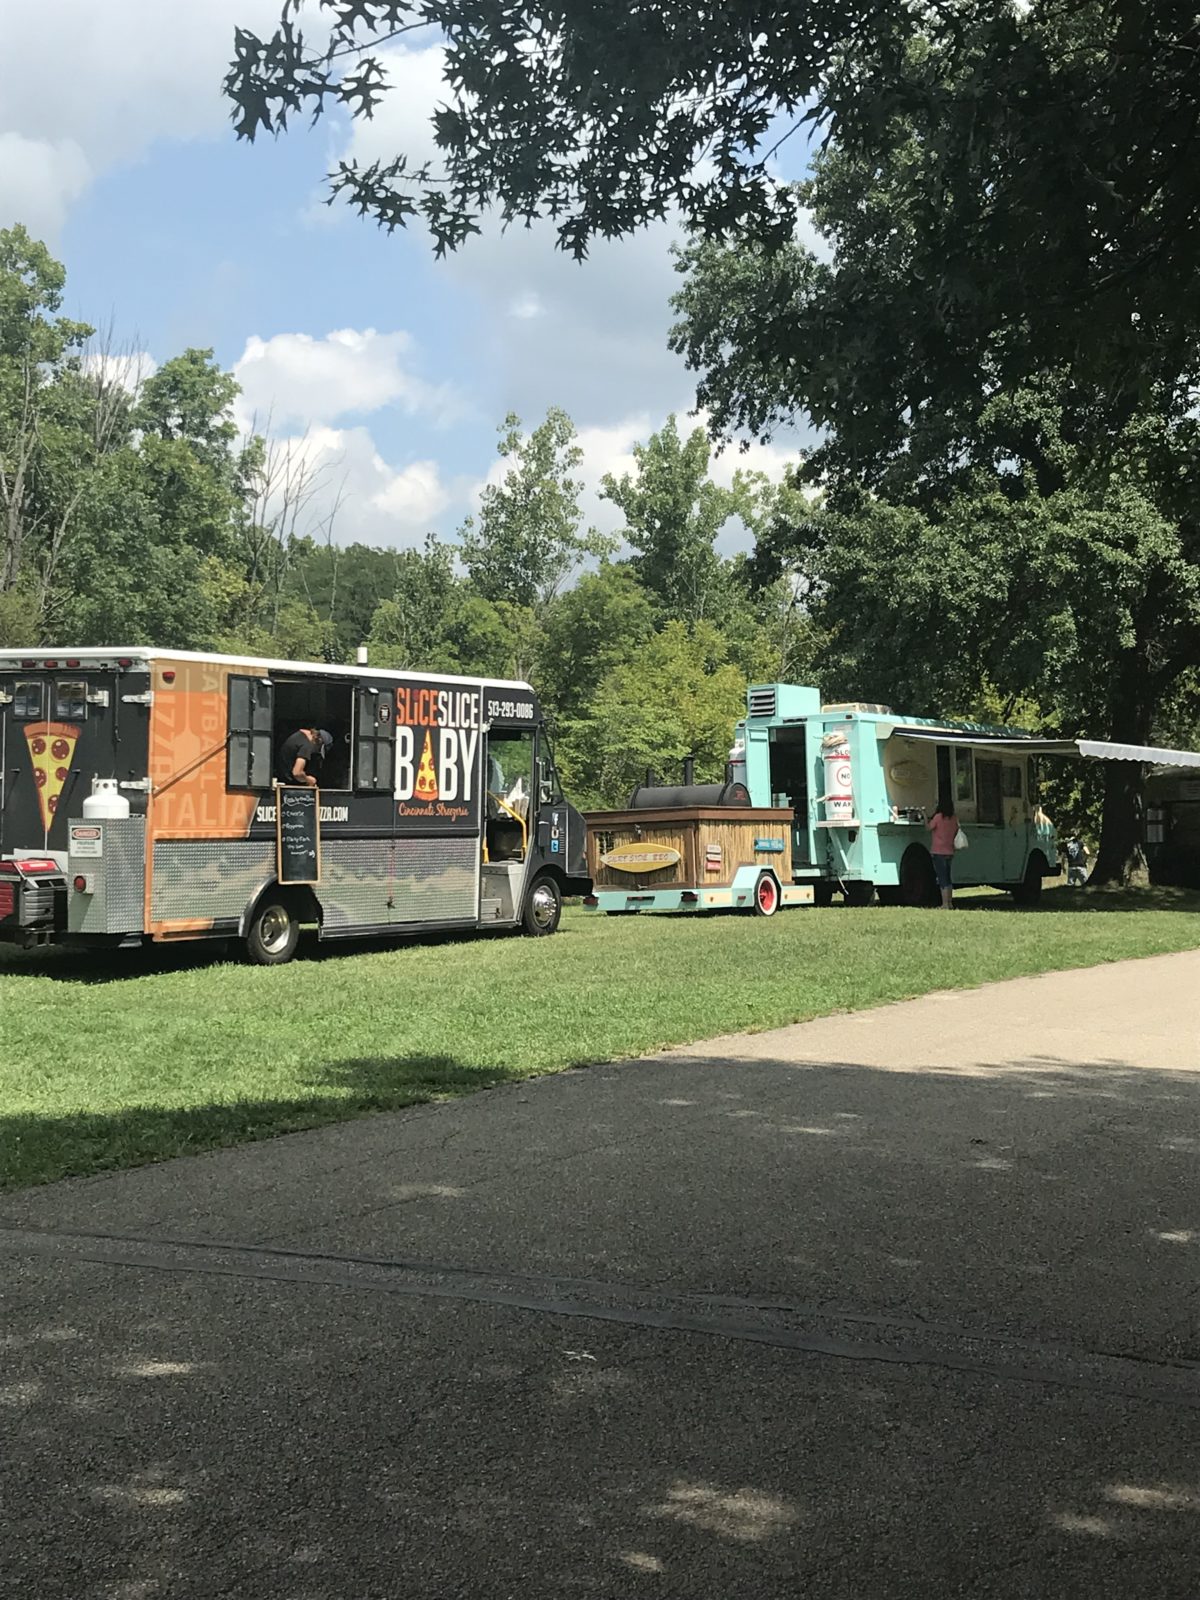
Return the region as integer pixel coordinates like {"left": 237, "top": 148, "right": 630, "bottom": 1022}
{"left": 729, "top": 863, "right": 779, "bottom": 912}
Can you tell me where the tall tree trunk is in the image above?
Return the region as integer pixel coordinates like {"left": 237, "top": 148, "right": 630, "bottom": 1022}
{"left": 1090, "top": 656, "right": 1154, "bottom": 886}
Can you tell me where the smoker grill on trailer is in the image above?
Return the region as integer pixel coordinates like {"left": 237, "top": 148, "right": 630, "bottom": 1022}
{"left": 585, "top": 771, "right": 812, "bottom": 917}
{"left": 584, "top": 682, "right": 1200, "bottom": 913}
{"left": 0, "top": 648, "right": 589, "bottom": 963}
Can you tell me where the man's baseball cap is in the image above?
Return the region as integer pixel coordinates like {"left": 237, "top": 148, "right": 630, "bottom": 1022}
{"left": 316, "top": 729, "right": 334, "bottom": 751}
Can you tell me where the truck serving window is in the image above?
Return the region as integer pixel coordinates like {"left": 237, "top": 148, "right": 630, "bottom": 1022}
{"left": 227, "top": 675, "right": 274, "bottom": 789}
{"left": 13, "top": 681, "right": 43, "bottom": 719}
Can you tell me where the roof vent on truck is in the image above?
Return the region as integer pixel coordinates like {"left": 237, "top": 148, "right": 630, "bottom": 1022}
{"left": 821, "top": 702, "right": 893, "bottom": 714}
{"left": 747, "top": 687, "right": 777, "bottom": 719}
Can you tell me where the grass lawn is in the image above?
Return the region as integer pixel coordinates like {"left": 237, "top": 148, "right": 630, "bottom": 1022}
{"left": 2, "top": 884, "right": 1198, "bottom": 1191}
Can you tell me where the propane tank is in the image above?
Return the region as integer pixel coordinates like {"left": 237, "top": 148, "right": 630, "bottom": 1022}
{"left": 82, "top": 778, "right": 130, "bottom": 820}
{"left": 821, "top": 727, "right": 854, "bottom": 823}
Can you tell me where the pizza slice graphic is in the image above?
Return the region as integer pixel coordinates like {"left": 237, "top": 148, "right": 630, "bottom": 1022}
{"left": 24, "top": 720, "right": 81, "bottom": 833}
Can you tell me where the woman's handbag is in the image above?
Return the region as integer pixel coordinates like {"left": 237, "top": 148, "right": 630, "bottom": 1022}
{"left": 954, "top": 827, "right": 969, "bottom": 852}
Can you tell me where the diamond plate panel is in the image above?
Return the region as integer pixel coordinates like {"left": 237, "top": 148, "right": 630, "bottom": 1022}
{"left": 319, "top": 836, "right": 479, "bottom": 930}
{"left": 68, "top": 817, "right": 146, "bottom": 935}
{"left": 149, "top": 835, "right": 480, "bottom": 934}
{"left": 151, "top": 840, "right": 274, "bottom": 926}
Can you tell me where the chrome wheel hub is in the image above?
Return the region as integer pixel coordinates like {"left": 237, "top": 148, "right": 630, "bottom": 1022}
{"left": 530, "top": 884, "right": 557, "bottom": 928}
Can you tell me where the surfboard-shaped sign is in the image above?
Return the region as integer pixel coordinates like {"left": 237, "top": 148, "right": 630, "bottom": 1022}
{"left": 600, "top": 841, "right": 682, "bottom": 872}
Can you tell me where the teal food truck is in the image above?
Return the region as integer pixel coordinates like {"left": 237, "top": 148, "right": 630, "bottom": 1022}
{"left": 586, "top": 682, "right": 1196, "bottom": 912}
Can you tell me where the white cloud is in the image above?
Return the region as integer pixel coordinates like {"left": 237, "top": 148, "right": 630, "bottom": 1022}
{"left": 232, "top": 327, "right": 460, "bottom": 432}
{"left": 267, "top": 424, "right": 455, "bottom": 550}
{"left": 0, "top": 133, "right": 90, "bottom": 242}
{"left": 0, "top": 0, "right": 284, "bottom": 236}
{"left": 337, "top": 43, "right": 450, "bottom": 178}
{"left": 81, "top": 349, "right": 158, "bottom": 395}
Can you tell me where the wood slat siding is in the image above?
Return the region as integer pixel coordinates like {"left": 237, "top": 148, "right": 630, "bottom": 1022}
{"left": 585, "top": 807, "right": 793, "bottom": 889}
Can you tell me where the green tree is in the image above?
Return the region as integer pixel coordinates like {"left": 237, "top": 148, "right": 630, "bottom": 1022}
{"left": 291, "top": 539, "right": 400, "bottom": 659}
{"left": 366, "top": 536, "right": 462, "bottom": 670}
{"left": 52, "top": 350, "right": 251, "bottom": 649}
{"left": 599, "top": 415, "right": 754, "bottom": 626}
{"left": 227, "top": 4, "right": 1200, "bottom": 399}
{"left": 534, "top": 562, "right": 656, "bottom": 724}
{"left": 0, "top": 225, "right": 129, "bottom": 629}
{"left": 557, "top": 619, "right": 748, "bottom": 808}
{"left": 758, "top": 425, "right": 1200, "bottom": 883}
{"left": 459, "top": 409, "right": 612, "bottom": 609}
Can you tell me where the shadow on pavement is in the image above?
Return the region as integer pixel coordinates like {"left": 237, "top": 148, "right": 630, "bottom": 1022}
{"left": 0, "top": 1054, "right": 526, "bottom": 1193}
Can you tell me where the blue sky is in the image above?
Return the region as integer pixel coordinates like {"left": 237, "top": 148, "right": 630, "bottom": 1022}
{"left": 2, "top": 0, "right": 811, "bottom": 550}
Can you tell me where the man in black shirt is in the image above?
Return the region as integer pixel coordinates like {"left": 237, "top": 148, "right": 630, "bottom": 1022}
{"left": 277, "top": 727, "right": 333, "bottom": 787}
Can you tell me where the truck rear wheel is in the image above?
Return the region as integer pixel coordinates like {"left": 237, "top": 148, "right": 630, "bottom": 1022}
{"left": 246, "top": 896, "right": 300, "bottom": 966}
{"left": 522, "top": 873, "right": 562, "bottom": 936}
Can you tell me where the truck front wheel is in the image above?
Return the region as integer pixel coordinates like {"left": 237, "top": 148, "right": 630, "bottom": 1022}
{"left": 1010, "top": 855, "right": 1046, "bottom": 907}
{"left": 522, "top": 874, "right": 562, "bottom": 936}
{"left": 245, "top": 896, "right": 300, "bottom": 965}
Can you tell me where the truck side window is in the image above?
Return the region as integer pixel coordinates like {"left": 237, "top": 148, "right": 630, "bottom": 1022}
{"left": 227, "top": 675, "right": 274, "bottom": 790}
{"left": 536, "top": 730, "right": 564, "bottom": 805}
{"left": 13, "top": 681, "right": 43, "bottom": 719}
{"left": 953, "top": 746, "right": 974, "bottom": 802}
{"left": 55, "top": 681, "right": 88, "bottom": 720}
{"left": 354, "top": 687, "right": 395, "bottom": 791}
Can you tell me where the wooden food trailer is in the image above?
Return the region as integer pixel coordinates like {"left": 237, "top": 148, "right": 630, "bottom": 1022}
{"left": 584, "top": 775, "right": 813, "bottom": 916}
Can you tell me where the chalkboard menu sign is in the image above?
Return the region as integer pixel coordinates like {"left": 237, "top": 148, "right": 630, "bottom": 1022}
{"left": 276, "top": 786, "right": 321, "bottom": 884}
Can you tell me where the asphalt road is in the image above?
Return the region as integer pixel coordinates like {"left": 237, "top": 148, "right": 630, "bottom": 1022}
{"left": 2, "top": 950, "right": 1199, "bottom": 1598}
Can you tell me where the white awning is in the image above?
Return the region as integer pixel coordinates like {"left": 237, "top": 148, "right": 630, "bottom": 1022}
{"left": 882, "top": 728, "right": 1200, "bottom": 767}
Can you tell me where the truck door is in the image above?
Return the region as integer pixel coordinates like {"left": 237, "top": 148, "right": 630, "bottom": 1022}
{"left": 975, "top": 757, "right": 1005, "bottom": 884}
{"left": 768, "top": 725, "right": 813, "bottom": 864}
{"left": 1001, "top": 761, "right": 1027, "bottom": 879}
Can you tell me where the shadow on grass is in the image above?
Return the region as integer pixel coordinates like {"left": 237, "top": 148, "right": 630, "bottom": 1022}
{"left": 0, "top": 921, "right": 533, "bottom": 986}
{"left": 907, "top": 886, "right": 1200, "bottom": 915}
{"left": 0, "top": 1052, "right": 523, "bottom": 1192}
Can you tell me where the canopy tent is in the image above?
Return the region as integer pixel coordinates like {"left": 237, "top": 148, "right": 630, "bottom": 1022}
{"left": 877, "top": 728, "right": 1200, "bottom": 768}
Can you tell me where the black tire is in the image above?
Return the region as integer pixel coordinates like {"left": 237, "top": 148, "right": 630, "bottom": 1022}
{"left": 1010, "top": 855, "right": 1045, "bottom": 906}
{"left": 811, "top": 882, "right": 835, "bottom": 907}
{"left": 523, "top": 873, "right": 562, "bottom": 936}
{"left": 752, "top": 872, "right": 780, "bottom": 916}
{"left": 843, "top": 881, "right": 875, "bottom": 908}
{"left": 900, "top": 846, "right": 939, "bottom": 908}
{"left": 245, "top": 895, "right": 300, "bottom": 966}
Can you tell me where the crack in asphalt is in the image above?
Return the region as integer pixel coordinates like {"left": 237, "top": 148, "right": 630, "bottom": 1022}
{"left": 3, "top": 1224, "right": 1198, "bottom": 1412}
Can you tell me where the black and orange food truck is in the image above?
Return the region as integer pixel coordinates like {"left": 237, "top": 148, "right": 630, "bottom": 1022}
{"left": 0, "top": 648, "right": 588, "bottom": 963}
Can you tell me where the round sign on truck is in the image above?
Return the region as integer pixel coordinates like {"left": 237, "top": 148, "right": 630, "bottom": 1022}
{"left": 822, "top": 728, "right": 854, "bottom": 821}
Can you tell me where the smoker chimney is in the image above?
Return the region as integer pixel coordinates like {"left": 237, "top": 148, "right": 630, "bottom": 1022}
{"left": 682, "top": 755, "right": 695, "bottom": 786}
{"left": 356, "top": 644, "right": 369, "bottom": 665}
